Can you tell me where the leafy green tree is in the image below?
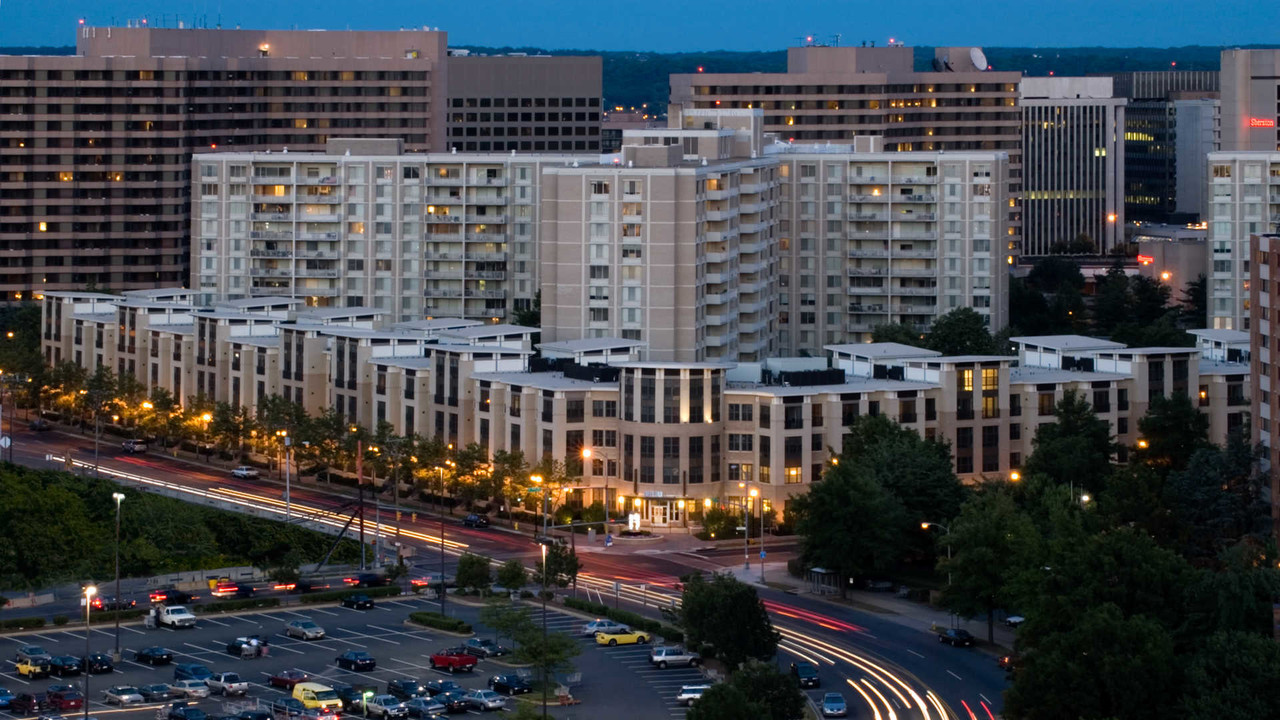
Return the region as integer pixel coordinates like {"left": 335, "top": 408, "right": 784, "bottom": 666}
{"left": 449, "top": 442, "right": 491, "bottom": 506}
{"left": 925, "top": 307, "right": 999, "bottom": 355}
{"left": 1021, "top": 390, "right": 1116, "bottom": 493}
{"left": 698, "top": 505, "right": 742, "bottom": 540}
{"left": 1004, "top": 604, "right": 1178, "bottom": 720}
{"left": 1091, "top": 263, "right": 1135, "bottom": 335}
{"left": 490, "top": 449, "right": 529, "bottom": 518}
{"left": 512, "top": 624, "right": 579, "bottom": 690}
{"left": 512, "top": 290, "right": 541, "bottom": 328}
{"left": 1163, "top": 438, "right": 1271, "bottom": 562}
{"left": 533, "top": 541, "right": 581, "bottom": 588}
{"left": 1181, "top": 631, "right": 1280, "bottom": 720}
{"left": 871, "top": 322, "right": 926, "bottom": 347}
{"left": 1179, "top": 543, "right": 1280, "bottom": 638}
{"left": 791, "top": 464, "right": 906, "bottom": 594}
{"left": 479, "top": 600, "right": 533, "bottom": 648}
{"left": 938, "top": 486, "right": 1038, "bottom": 643}
{"left": 687, "top": 683, "right": 766, "bottom": 720}
{"left": 210, "top": 401, "right": 254, "bottom": 458}
{"left": 679, "top": 573, "right": 778, "bottom": 671}
{"left": 1179, "top": 274, "right": 1208, "bottom": 328}
{"left": 727, "top": 660, "right": 804, "bottom": 720}
{"left": 496, "top": 559, "right": 528, "bottom": 593}
{"left": 454, "top": 552, "right": 492, "bottom": 592}
{"left": 1134, "top": 393, "right": 1209, "bottom": 474}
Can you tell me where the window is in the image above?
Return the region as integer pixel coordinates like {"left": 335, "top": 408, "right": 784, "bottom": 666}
{"left": 729, "top": 403, "right": 754, "bottom": 422}
{"left": 981, "top": 368, "right": 998, "bottom": 391}
{"left": 1038, "top": 393, "right": 1055, "bottom": 416}
{"left": 566, "top": 399, "right": 585, "bottom": 423}
{"left": 729, "top": 434, "right": 754, "bottom": 452}
{"left": 784, "top": 405, "right": 804, "bottom": 430}
{"left": 592, "top": 400, "right": 617, "bottom": 417}
{"left": 592, "top": 429, "right": 618, "bottom": 447}
{"left": 760, "top": 405, "right": 771, "bottom": 428}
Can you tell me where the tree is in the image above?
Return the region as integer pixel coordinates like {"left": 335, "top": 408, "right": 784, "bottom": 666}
{"left": 925, "top": 307, "right": 999, "bottom": 355}
{"left": 479, "top": 601, "right": 534, "bottom": 649}
{"left": 1134, "top": 393, "right": 1209, "bottom": 474}
{"left": 511, "top": 625, "right": 579, "bottom": 690}
{"left": 1179, "top": 274, "right": 1208, "bottom": 328}
{"left": 455, "top": 552, "right": 492, "bottom": 593}
{"left": 679, "top": 573, "right": 778, "bottom": 671}
{"left": 448, "top": 442, "right": 492, "bottom": 507}
{"left": 791, "top": 464, "right": 906, "bottom": 593}
{"left": 727, "top": 660, "right": 804, "bottom": 720}
{"left": 1163, "top": 437, "right": 1271, "bottom": 562}
{"left": 210, "top": 402, "right": 254, "bottom": 458}
{"left": 1181, "top": 631, "right": 1280, "bottom": 720}
{"left": 698, "top": 505, "right": 743, "bottom": 540}
{"left": 938, "top": 486, "right": 1038, "bottom": 643}
{"left": 490, "top": 449, "right": 529, "bottom": 518}
{"left": 687, "top": 683, "right": 766, "bottom": 720}
{"left": 1021, "top": 390, "right": 1116, "bottom": 494}
{"left": 871, "top": 322, "right": 926, "bottom": 347}
{"left": 533, "top": 541, "right": 581, "bottom": 588}
{"left": 512, "top": 290, "right": 541, "bottom": 328}
{"left": 1003, "top": 604, "right": 1178, "bottom": 720}
{"left": 496, "top": 559, "right": 528, "bottom": 593}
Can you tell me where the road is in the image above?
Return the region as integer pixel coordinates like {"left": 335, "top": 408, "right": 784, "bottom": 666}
{"left": 2, "top": 425, "right": 1008, "bottom": 720}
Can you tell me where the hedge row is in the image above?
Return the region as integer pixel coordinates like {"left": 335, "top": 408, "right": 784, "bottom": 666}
{"left": 193, "top": 597, "right": 281, "bottom": 613}
{"left": 0, "top": 616, "right": 46, "bottom": 630}
{"left": 90, "top": 609, "right": 148, "bottom": 624}
{"left": 408, "top": 611, "right": 472, "bottom": 634}
{"left": 298, "top": 586, "right": 402, "bottom": 605}
{"left": 563, "top": 597, "right": 684, "bottom": 643}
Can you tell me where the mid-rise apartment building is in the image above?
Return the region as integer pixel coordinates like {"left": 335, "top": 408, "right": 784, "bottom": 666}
{"left": 1204, "top": 152, "right": 1280, "bottom": 330}
{"left": 1221, "top": 49, "right": 1280, "bottom": 152}
{"left": 0, "top": 26, "right": 449, "bottom": 296}
{"left": 1249, "top": 234, "right": 1280, "bottom": 532}
{"left": 445, "top": 53, "right": 602, "bottom": 153}
{"left": 41, "top": 291, "right": 1249, "bottom": 528}
{"left": 1019, "top": 77, "right": 1126, "bottom": 254}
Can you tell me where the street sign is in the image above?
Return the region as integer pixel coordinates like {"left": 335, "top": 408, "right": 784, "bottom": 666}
{"left": 760, "top": 550, "right": 766, "bottom": 559}
{"left": 0, "top": 435, "right": 10, "bottom": 449}
{"left": 735, "top": 526, "right": 746, "bottom": 531}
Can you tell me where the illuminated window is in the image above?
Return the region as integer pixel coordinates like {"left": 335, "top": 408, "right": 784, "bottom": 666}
{"left": 960, "top": 368, "right": 973, "bottom": 392}
{"left": 59, "top": 172, "right": 73, "bottom": 182}
{"left": 981, "top": 368, "right": 998, "bottom": 391}
{"left": 38, "top": 222, "right": 47, "bottom": 232}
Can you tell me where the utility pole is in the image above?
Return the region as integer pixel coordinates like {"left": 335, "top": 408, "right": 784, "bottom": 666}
{"left": 357, "top": 440, "right": 365, "bottom": 570}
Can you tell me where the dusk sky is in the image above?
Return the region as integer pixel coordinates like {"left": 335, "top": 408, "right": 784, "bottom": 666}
{"left": 0, "top": 0, "right": 1273, "bottom": 51}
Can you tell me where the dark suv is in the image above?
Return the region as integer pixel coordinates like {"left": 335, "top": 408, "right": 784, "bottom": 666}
{"left": 791, "top": 661, "right": 820, "bottom": 688}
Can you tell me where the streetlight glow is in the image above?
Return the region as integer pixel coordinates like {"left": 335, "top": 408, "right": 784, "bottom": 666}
{"left": 1010, "top": 471, "right": 1021, "bottom": 482}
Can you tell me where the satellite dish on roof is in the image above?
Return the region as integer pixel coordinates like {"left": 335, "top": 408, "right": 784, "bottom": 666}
{"left": 970, "top": 47, "right": 988, "bottom": 71}
{"left": 930, "top": 57, "right": 944, "bottom": 72}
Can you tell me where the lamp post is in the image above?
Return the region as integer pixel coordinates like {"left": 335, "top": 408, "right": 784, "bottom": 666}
{"left": 749, "top": 488, "right": 762, "bottom": 583}
{"left": 738, "top": 481, "right": 750, "bottom": 572}
{"left": 111, "top": 493, "right": 124, "bottom": 662}
{"left": 921, "top": 521, "right": 951, "bottom": 586}
{"left": 200, "top": 412, "right": 212, "bottom": 461}
{"left": 438, "top": 459, "right": 453, "bottom": 618}
{"left": 539, "top": 542, "right": 548, "bottom": 720}
{"left": 82, "top": 585, "right": 95, "bottom": 720}
{"left": 581, "top": 447, "right": 593, "bottom": 511}
{"left": 530, "top": 474, "right": 546, "bottom": 537}
{"left": 277, "top": 430, "right": 291, "bottom": 521}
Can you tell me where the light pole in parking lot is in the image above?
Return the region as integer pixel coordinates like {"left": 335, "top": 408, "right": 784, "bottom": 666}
{"left": 82, "top": 585, "right": 95, "bottom": 720}
{"left": 921, "top": 521, "right": 952, "bottom": 587}
{"left": 112, "top": 492, "right": 125, "bottom": 662}
{"left": 540, "top": 542, "right": 548, "bottom": 720}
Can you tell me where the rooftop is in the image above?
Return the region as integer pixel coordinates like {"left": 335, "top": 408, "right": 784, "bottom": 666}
{"left": 1188, "top": 328, "right": 1250, "bottom": 344}
{"left": 1009, "top": 366, "right": 1130, "bottom": 384}
{"left": 1099, "top": 346, "right": 1200, "bottom": 356}
{"left": 727, "top": 376, "right": 935, "bottom": 396}
{"left": 1198, "top": 359, "right": 1250, "bottom": 376}
{"left": 539, "top": 337, "right": 647, "bottom": 353}
{"left": 471, "top": 371, "right": 615, "bottom": 392}
{"left": 438, "top": 324, "right": 535, "bottom": 340}
{"left": 825, "top": 342, "right": 940, "bottom": 359}
{"left": 392, "top": 318, "right": 483, "bottom": 332}
{"left": 1010, "top": 335, "right": 1127, "bottom": 351}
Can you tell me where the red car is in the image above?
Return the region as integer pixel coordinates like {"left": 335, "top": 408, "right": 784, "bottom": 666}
{"left": 47, "top": 688, "right": 84, "bottom": 711}
{"left": 427, "top": 648, "right": 477, "bottom": 674}
{"left": 268, "top": 669, "right": 311, "bottom": 689}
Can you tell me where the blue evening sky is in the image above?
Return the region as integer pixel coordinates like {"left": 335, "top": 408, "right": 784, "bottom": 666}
{"left": 0, "top": 0, "right": 1273, "bottom": 50}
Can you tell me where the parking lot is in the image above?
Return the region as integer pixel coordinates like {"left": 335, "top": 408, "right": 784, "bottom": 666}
{"left": 0, "top": 595, "right": 707, "bottom": 720}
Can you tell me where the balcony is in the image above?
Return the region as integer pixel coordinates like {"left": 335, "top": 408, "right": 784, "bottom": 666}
{"left": 249, "top": 230, "right": 293, "bottom": 241}
{"left": 466, "top": 270, "right": 506, "bottom": 280}
{"left": 297, "top": 175, "right": 339, "bottom": 186}
{"left": 467, "top": 289, "right": 507, "bottom": 299}
{"left": 740, "top": 181, "right": 767, "bottom": 194}
{"left": 424, "top": 288, "right": 465, "bottom": 298}
{"left": 849, "top": 248, "right": 890, "bottom": 258}
{"left": 848, "top": 303, "right": 887, "bottom": 313}
{"left": 250, "top": 268, "right": 292, "bottom": 278}
{"left": 739, "top": 201, "right": 765, "bottom": 214}
{"left": 423, "top": 270, "right": 461, "bottom": 279}
{"left": 849, "top": 212, "right": 887, "bottom": 221}
{"left": 253, "top": 194, "right": 294, "bottom": 203}
{"left": 894, "top": 249, "right": 937, "bottom": 258}
{"left": 706, "top": 209, "right": 735, "bottom": 222}
{"left": 894, "top": 231, "right": 938, "bottom": 241}
{"left": 251, "top": 212, "right": 291, "bottom": 221}
{"left": 465, "top": 251, "right": 508, "bottom": 261}
{"left": 889, "top": 267, "right": 937, "bottom": 277}
{"left": 430, "top": 214, "right": 464, "bottom": 224}
{"left": 298, "top": 195, "right": 342, "bottom": 205}
{"left": 706, "top": 187, "right": 739, "bottom": 201}
{"left": 467, "top": 232, "right": 507, "bottom": 243}
{"left": 299, "top": 212, "right": 342, "bottom": 223}
{"left": 892, "top": 286, "right": 939, "bottom": 296}
{"left": 296, "top": 268, "right": 340, "bottom": 278}
{"left": 893, "top": 176, "right": 938, "bottom": 184}
{"left": 896, "top": 194, "right": 937, "bottom": 203}
{"left": 705, "top": 229, "right": 739, "bottom": 244}
{"left": 740, "top": 220, "right": 769, "bottom": 234}
{"left": 470, "top": 176, "right": 508, "bottom": 186}
{"left": 848, "top": 193, "right": 887, "bottom": 202}
{"left": 739, "top": 261, "right": 765, "bottom": 275}
{"left": 424, "top": 251, "right": 464, "bottom": 260}
{"left": 705, "top": 271, "right": 731, "bottom": 284}
{"left": 739, "top": 238, "right": 765, "bottom": 255}
{"left": 297, "top": 231, "right": 339, "bottom": 241}
{"left": 462, "top": 306, "right": 507, "bottom": 318}
{"left": 705, "top": 251, "right": 729, "bottom": 264}
{"left": 849, "top": 286, "right": 888, "bottom": 295}
{"left": 431, "top": 176, "right": 465, "bottom": 186}
{"left": 704, "top": 290, "right": 739, "bottom": 305}
{"left": 848, "top": 267, "right": 886, "bottom": 276}
{"left": 296, "top": 250, "right": 340, "bottom": 260}
{"left": 892, "top": 304, "right": 938, "bottom": 315}
{"left": 465, "top": 214, "right": 507, "bottom": 224}
{"left": 250, "top": 249, "right": 292, "bottom": 258}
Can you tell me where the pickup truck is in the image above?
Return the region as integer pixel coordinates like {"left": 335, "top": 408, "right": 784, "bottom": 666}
{"left": 427, "top": 648, "right": 478, "bottom": 673}
{"left": 207, "top": 672, "right": 248, "bottom": 696}
{"left": 155, "top": 605, "right": 198, "bottom": 629}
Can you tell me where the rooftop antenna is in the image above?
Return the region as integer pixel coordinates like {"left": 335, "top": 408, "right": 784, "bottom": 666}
{"left": 832, "top": 33, "right": 842, "bottom": 46}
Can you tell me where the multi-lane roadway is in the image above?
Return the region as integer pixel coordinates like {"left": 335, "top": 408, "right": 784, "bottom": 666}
{"left": 2, "top": 425, "right": 1008, "bottom": 720}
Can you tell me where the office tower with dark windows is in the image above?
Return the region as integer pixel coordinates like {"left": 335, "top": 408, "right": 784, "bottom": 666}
{"left": 1221, "top": 49, "right": 1280, "bottom": 151}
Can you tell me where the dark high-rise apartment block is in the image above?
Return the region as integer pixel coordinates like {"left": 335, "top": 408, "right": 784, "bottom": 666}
{"left": 445, "top": 53, "right": 602, "bottom": 152}
{"left": 0, "top": 26, "right": 450, "bottom": 297}
{"left": 1110, "top": 71, "right": 1219, "bottom": 224}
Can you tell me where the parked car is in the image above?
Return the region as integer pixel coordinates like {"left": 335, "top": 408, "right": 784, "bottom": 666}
{"left": 329, "top": 682, "right": 376, "bottom": 711}
{"left": 206, "top": 672, "right": 248, "bottom": 696}
{"left": 581, "top": 619, "right": 626, "bottom": 637}
{"left": 238, "top": 710, "right": 274, "bottom": 720}
{"left": 463, "top": 689, "right": 505, "bottom": 712}
{"left": 225, "top": 635, "right": 270, "bottom": 656}
{"left": 650, "top": 645, "right": 700, "bottom": 669}
{"left": 822, "top": 693, "right": 848, "bottom": 717}
{"left": 121, "top": 439, "right": 148, "bottom": 453}
{"left": 230, "top": 466, "right": 259, "bottom": 479}
{"left": 343, "top": 573, "right": 388, "bottom": 588}
{"left": 1004, "top": 615, "right": 1026, "bottom": 628}
{"left": 46, "top": 688, "right": 83, "bottom": 711}
{"left": 173, "top": 664, "right": 213, "bottom": 682}
{"left": 341, "top": 594, "right": 375, "bottom": 610}
{"left": 462, "top": 514, "right": 490, "bottom": 528}
{"left": 462, "top": 638, "right": 508, "bottom": 658}
{"left": 154, "top": 604, "right": 198, "bottom": 629}
{"left": 268, "top": 670, "right": 311, "bottom": 689}
{"left": 15, "top": 659, "right": 51, "bottom": 679}
{"left": 432, "top": 691, "right": 470, "bottom": 714}
{"left": 168, "top": 680, "right": 210, "bottom": 700}
{"left": 675, "top": 685, "right": 712, "bottom": 707}
{"left": 28, "top": 419, "right": 51, "bottom": 431}
{"left": 427, "top": 648, "right": 477, "bottom": 673}
{"left": 791, "top": 661, "right": 820, "bottom": 688}
{"left": 594, "top": 627, "right": 651, "bottom": 646}
{"left": 335, "top": 651, "right": 377, "bottom": 672}
{"left": 402, "top": 697, "right": 446, "bottom": 719}
{"left": 134, "top": 647, "right": 174, "bottom": 666}
{"left": 486, "top": 675, "right": 531, "bottom": 696}
{"left": 267, "top": 698, "right": 307, "bottom": 719}
{"left": 104, "top": 686, "right": 144, "bottom": 705}
{"left": 9, "top": 692, "right": 53, "bottom": 715}
{"left": 386, "top": 680, "right": 429, "bottom": 702}
{"left": 284, "top": 619, "right": 326, "bottom": 640}
{"left": 938, "top": 628, "right": 976, "bottom": 647}
{"left": 148, "top": 587, "right": 197, "bottom": 605}
{"left": 362, "top": 695, "right": 408, "bottom": 719}
{"left": 138, "top": 684, "right": 173, "bottom": 702}
{"left": 90, "top": 595, "right": 136, "bottom": 612}
{"left": 293, "top": 683, "right": 342, "bottom": 712}
{"left": 424, "top": 680, "right": 463, "bottom": 697}
{"left": 168, "top": 703, "right": 208, "bottom": 720}
{"left": 0, "top": 687, "right": 14, "bottom": 708}
{"left": 211, "top": 582, "right": 255, "bottom": 599}
{"left": 48, "top": 656, "right": 82, "bottom": 677}
{"left": 85, "top": 653, "right": 114, "bottom": 674}
{"left": 13, "top": 645, "right": 51, "bottom": 663}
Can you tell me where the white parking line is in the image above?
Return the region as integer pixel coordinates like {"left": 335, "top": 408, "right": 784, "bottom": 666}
{"left": 365, "top": 624, "right": 433, "bottom": 641}
{"left": 202, "top": 619, "right": 231, "bottom": 627}
{"left": 0, "top": 673, "right": 30, "bottom": 686}
{"left": 332, "top": 628, "right": 400, "bottom": 645}
{"left": 309, "top": 609, "right": 340, "bottom": 616}
{"left": 28, "top": 634, "right": 60, "bottom": 642}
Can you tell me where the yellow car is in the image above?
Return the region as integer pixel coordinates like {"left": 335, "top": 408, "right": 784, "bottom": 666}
{"left": 595, "top": 628, "right": 651, "bottom": 646}
{"left": 293, "top": 682, "right": 342, "bottom": 712}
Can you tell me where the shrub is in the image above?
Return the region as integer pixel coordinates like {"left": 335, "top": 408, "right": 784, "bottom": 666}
{"left": 786, "top": 558, "right": 807, "bottom": 579}
{"left": 0, "top": 616, "right": 46, "bottom": 630}
{"left": 193, "top": 598, "right": 280, "bottom": 613}
{"left": 658, "top": 625, "right": 684, "bottom": 643}
{"left": 52, "top": 615, "right": 69, "bottom": 626}
{"left": 89, "top": 609, "right": 147, "bottom": 625}
{"left": 299, "top": 586, "right": 402, "bottom": 605}
{"left": 408, "top": 612, "right": 472, "bottom": 634}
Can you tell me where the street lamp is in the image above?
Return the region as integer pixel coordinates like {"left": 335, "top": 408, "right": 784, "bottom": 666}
{"left": 200, "top": 412, "right": 212, "bottom": 461}
{"left": 111, "top": 492, "right": 125, "bottom": 661}
{"left": 749, "top": 487, "right": 764, "bottom": 582}
{"left": 1009, "top": 471, "right": 1021, "bottom": 482}
{"left": 438, "top": 459, "right": 453, "bottom": 618}
{"left": 531, "top": 474, "right": 547, "bottom": 537}
{"left": 738, "top": 481, "right": 750, "bottom": 572}
{"left": 277, "top": 430, "right": 292, "bottom": 520}
{"left": 539, "top": 542, "right": 548, "bottom": 720}
{"left": 82, "top": 585, "right": 96, "bottom": 720}
{"left": 921, "top": 522, "right": 951, "bottom": 586}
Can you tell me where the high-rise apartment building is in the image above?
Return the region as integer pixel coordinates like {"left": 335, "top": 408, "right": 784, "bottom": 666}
{"left": 669, "top": 45, "right": 1024, "bottom": 252}
{"left": 445, "top": 53, "right": 603, "bottom": 153}
{"left": 1111, "top": 71, "right": 1220, "bottom": 224}
{"left": 1221, "top": 49, "right": 1280, "bottom": 151}
{"left": 1204, "top": 152, "right": 1280, "bottom": 330}
{"left": 1249, "top": 234, "right": 1279, "bottom": 533}
{"left": 0, "top": 26, "right": 448, "bottom": 297}
{"left": 1019, "top": 77, "right": 1126, "bottom": 255}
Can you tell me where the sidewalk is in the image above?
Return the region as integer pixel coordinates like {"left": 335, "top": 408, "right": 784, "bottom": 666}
{"left": 723, "top": 562, "right": 1017, "bottom": 650}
